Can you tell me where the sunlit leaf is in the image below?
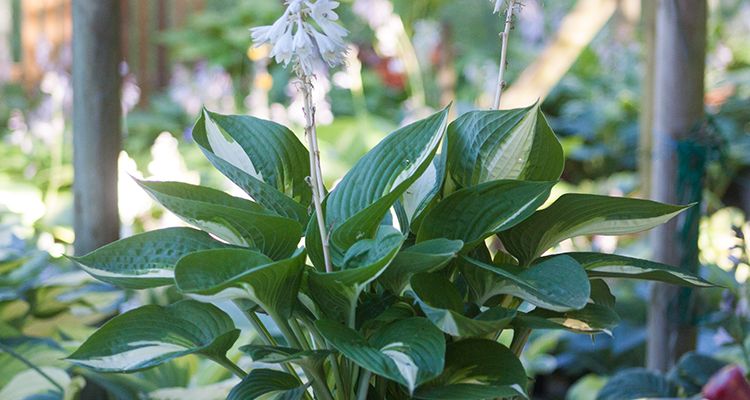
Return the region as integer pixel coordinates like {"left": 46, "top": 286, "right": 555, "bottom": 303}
{"left": 500, "top": 194, "right": 690, "bottom": 265}
{"left": 307, "top": 108, "right": 449, "bottom": 268}
{"left": 193, "top": 110, "right": 310, "bottom": 224}
{"left": 565, "top": 252, "right": 713, "bottom": 287}
{"left": 446, "top": 103, "right": 563, "bottom": 191}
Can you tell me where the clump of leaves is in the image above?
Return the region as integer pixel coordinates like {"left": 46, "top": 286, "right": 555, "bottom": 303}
{"left": 69, "top": 102, "right": 712, "bottom": 399}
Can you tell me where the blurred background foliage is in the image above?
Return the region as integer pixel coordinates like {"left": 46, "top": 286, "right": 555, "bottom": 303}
{"left": 1, "top": 0, "right": 750, "bottom": 398}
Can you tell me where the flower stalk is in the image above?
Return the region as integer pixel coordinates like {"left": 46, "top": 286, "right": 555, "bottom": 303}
{"left": 301, "top": 76, "right": 333, "bottom": 272}
{"left": 251, "top": 0, "right": 348, "bottom": 273}
{"left": 492, "top": 0, "right": 518, "bottom": 109}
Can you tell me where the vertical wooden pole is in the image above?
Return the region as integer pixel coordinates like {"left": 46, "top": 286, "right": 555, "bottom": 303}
{"left": 639, "top": 0, "right": 656, "bottom": 197}
{"left": 646, "top": 0, "right": 706, "bottom": 371}
{"left": 155, "top": 0, "right": 168, "bottom": 89}
{"left": 72, "top": 0, "right": 121, "bottom": 255}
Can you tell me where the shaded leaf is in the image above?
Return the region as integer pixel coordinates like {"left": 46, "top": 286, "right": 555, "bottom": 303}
{"left": 514, "top": 303, "right": 620, "bottom": 335}
{"left": 417, "top": 180, "right": 554, "bottom": 249}
{"left": 240, "top": 345, "right": 330, "bottom": 371}
{"left": 70, "top": 227, "right": 230, "bottom": 289}
{"left": 307, "top": 227, "right": 404, "bottom": 324}
{"left": 175, "top": 248, "right": 305, "bottom": 319}
{"left": 462, "top": 255, "right": 590, "bottom": 312}
{"left": 379, "top": 239, "right": 463, "bottom": 295}
{"left": 317, "top": 317, "right": 445, "bottom": 394}
{"left": 415, "top": 339, "right": 528, "bottom": 399}
{"left": 596, "top": 369, "right": 677, "bottom": 400}
{"left": 410, "top": 273, "right": 516, "bottom": 337}
{"left": 227, "top": 369, "right": 307, "bottom": 400}
{"left": 68, "top": 301, "right": 239, "bottom": 372}
{"left": 137, "top": 179, "right": 302, "bottom": 259}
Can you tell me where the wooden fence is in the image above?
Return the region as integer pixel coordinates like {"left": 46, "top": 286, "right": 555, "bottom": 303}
{"left": 4, "top": 0, "right": 205, "bottom": 103}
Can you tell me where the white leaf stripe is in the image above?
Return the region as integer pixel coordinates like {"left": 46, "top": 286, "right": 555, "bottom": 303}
{"left": 204, "top": 109, "right": 263, "bottom": 181}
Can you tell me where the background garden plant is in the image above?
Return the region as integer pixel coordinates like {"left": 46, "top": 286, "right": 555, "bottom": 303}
{"left": 57, "top": 1, "right": 718, "bottom": 399}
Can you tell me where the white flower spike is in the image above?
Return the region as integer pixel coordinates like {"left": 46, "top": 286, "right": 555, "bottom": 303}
{"left": 251, "top": 0, "right": 348, "bottom": 77}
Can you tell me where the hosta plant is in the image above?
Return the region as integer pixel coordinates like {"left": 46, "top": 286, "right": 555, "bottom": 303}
{"left": 65, "top": 1, "right": 713, "bottom": 398}
{"left": 67, "top": 101, "right": 713, "bottom": 399}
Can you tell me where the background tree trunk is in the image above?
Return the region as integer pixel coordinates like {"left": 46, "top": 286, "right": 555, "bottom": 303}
{"left": 646, "top": 0, "right": 706, "bottom": 371}
{"left": 72, "top": 0, "right": 121, "bottom": 256}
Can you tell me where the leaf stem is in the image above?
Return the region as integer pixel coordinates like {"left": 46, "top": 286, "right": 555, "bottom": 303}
{"left": 492, "top": 0, "right": 517, "bottom": 110}
{"left": 300, "top": 74, "right": 333, "bottom": 273}
{"left": 215, "top": 356, "right": 247, "bottom": 379}
{"left": 0, "top": 341, "right": 64, "bottom": 392}
{"left": 510, "top": 327, "right": 531, "bottom": 356}
{"left": 355, "top": 370, "right": 372, "bottom": 400}
{"left": 290, "top": 318, "right": 313, "bottom": 350}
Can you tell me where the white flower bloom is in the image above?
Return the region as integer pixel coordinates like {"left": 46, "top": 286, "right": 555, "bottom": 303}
{"left": 251, "top": 0, "right": 348, "bottom": 77}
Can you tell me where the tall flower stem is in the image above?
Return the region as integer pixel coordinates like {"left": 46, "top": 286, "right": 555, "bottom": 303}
{"left": 492, "top": 0, "right": 517, "bottom": 109}
{"left": 301, "top": 74, "right": 333, "bottom": 272}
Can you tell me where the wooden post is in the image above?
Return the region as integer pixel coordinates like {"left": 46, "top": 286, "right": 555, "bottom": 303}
{"left": 72, "top": 0, "right": 121, "bottom": 256}
{"left": 646, "top": 0, "right": 706, "bottom": 371}
{"left": 639, "top": 0, "right": 656, "bottom": 197}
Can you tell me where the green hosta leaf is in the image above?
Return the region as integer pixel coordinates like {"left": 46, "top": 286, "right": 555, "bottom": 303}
{"left": 514, "top": 278, "right": 620, "bottom": 334}
{"left": 0, "top": 367, "right": 71, "bottom": 400}
{"left": 514, "top": 304, "right": 620, "bottom": 335}
{"left": 565, "top": 252, "right": 713, "bottom": 287}
{"left": 590, "top": 279, "right": 616, "bottom": 308}
{"left": 672, "top": 352, "right": 727, "bottom": 395}
{"left": 500, "top": 194, "right": 690, "bottom": 265}
{"left": 240, "top": 345, "right": 331, "bottom": 371}
{"left": 0, "top": 338, "right": 67, "bottom": 387}
{"left": 410, "top": 273, "right": 516, "bottom": 337}
{"left": 193, "top": 110, "right": 310, "bottom": 224}
{"left": 308, "top": 108, "right": 449, "bottom": 268}
{"left": 307, "top": 226, "right": 404, "bottom": 324}
{"left": 417, "top": 180, "right": 554, "bottom": 248}
{"left": 379, "top": 238, "right": 463, "bottom": 294}
{"left": 67, "top": 301, "right": 239, "bottom": 372}
{"left": 402, "top": 150, "right": 447, "bottom": 229}
{"left": 175, "top": 248, "right": 305, "bottom": 319}
{"left": 317, "top": 317, "right": 445, "bottom": 394}
{"left": 462, "top": 255, "right": 590, "bottom": 312}
{"left": 227, "top": 369, "right": 307, "bottom": 400}
{"left": 446, "top": 103, "right": 563, "bottom": 191}
{"left": 194, "top": 110, "right": 310, "bottom": 203}
{"left": 69, "top": 227, "right": 230, "bottom": 289}
{"left": 415, "top": 339, "right": 528, "bottom": 399}
{"left": 596, "top": 369, "right": 677, "bottom": 400}
{"left": 137, "top": 179, "right": 302, "bottom": 260}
